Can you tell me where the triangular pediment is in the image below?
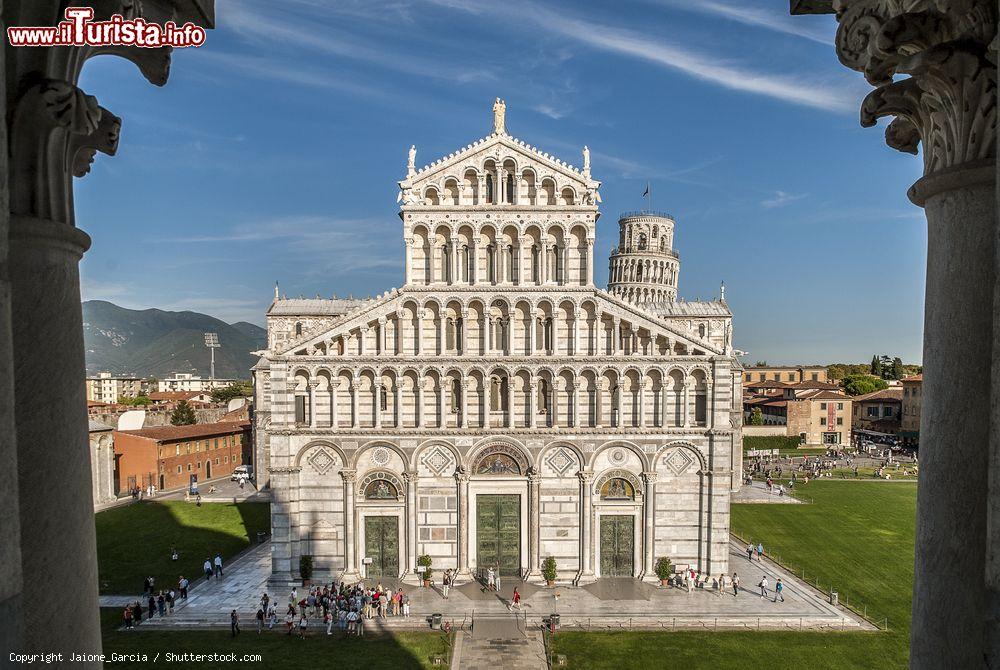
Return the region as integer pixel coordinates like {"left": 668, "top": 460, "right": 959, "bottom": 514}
{"left": 401, "top": 133, "right": 597, "bottom": 193}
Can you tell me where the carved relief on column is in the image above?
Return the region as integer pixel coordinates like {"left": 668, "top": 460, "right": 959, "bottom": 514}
{"left": 833, "top": 0, "right": 996, "bottom": 185}
{"left": 527, "top": 467, "right": 542, "bottom": 578}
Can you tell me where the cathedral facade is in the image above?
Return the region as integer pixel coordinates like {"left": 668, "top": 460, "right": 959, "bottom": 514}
{"left": 255, "top": 102, "right": 742, "bottom": 585}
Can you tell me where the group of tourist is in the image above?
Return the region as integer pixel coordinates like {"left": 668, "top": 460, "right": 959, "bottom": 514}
{"left": 246, "top": 581, "right": 412, "bottom": 638}
{"left": 121, "top": 578, "right": 179, "bottom": 629}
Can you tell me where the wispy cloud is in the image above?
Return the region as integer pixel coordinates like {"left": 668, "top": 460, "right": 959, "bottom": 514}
{"left": 761, "top": 190, "right": 807, "bottom": 208}
{"left": 425, "top": 0, "right": 855, "bottom": 113}
{"left": 656, "top": 0, "right": 835, "bottom": 46}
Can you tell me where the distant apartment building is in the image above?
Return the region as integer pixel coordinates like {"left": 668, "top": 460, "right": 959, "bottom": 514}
{"left": 742, "top": 365, "right": 828, "bottom": 385}
{"left": 113, "top": 420, "right": 251, "bottom": 493}
{"left": 157, "top": 373, "right": 237, "bottom": 393}
{"left": 744, "top": 380, "right": 852, "bottom": 446}
{"left": 147, "top": 391, "right": 214, "bottom": 406}
{"left": 851, "top": 387, "right": 903, "bottom": 441}
{"left": 85, "top": 371, "right": 145, "bottom": 403}
{"left": 900, "top": 374, "right": 923, "bottom": 448}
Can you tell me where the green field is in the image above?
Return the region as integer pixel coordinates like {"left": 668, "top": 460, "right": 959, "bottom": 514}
{"left": 96, "top": 501, "right": 270, "bottom": 594}
{"left": 100, "top": 609, "right": 452, "bottom": 669}
{"left": 552, "top": 481, "right": 917, "bottom": 669}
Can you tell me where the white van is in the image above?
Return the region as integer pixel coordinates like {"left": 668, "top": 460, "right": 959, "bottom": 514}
{"left": 231, "top": 465, "right": 253, "bottom": 481}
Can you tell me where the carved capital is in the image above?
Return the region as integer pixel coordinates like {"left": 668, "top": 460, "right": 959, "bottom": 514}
{"left": 340, "top": 468, "right": 358, "bottom": 483}
{"left": 834, "top": 0, "right": 996, "bottom": 177}
{"left": 642, "top": 471, "right": 659, "bottom": 484}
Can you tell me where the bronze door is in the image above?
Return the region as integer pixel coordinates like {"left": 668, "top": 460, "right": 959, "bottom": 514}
{"left": 600, "top": 515, "right": 634, "bottom": 577}
{"left": 365, "top": 516, "right": 399, "bottom": 579}
{"left": 476, "top": 494, "right": 521, "bottom": 577}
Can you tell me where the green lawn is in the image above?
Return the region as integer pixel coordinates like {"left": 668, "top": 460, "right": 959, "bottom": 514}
{"left": 100, "top": 609, "right": 452, "bottom": 669}
{"left": 96, "top": 501, "right": 270, "bottom": 595}
{"left": 552, "top": 481, "right": 917, "bottom": 669}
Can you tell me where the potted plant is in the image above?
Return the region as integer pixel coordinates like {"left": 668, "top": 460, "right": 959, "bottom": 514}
{"left": 654, "top": 556, "right": 673, "bottom": 586}
{"left": 418, "top": 554, "right": 433, "bottom": 587}
{"left": 299, "top": 554, "right": 314, "bottom": 586}
{"left": 542, "top": 556, "right": 557, "bottom": 586}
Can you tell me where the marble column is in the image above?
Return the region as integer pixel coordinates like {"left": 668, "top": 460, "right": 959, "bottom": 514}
{"left": 527, "top": 470, "right": 542, "bottom": 579}
{"left": 342, "top": 469, "right": 360, "bottom": 579}
{"left": 787, "top": 4, "right": 998, "bottom": 664}
{"left": 638, "top": 382, "right": 647, "bottom": 428}
{"left": 450, "top": 236, "right": 459, "bottom": 285}
{"left": 378, "top": 318, "right": 387, "bottom": 355}
{"left": 469, "top": 239, "right": 477, "bottom": 284}
{"left": 10, "top": 217, "right": 100, "bottom": 659}
{"left": 394, "top": 381, "right": 403, "bottom": 428}
{"left": 484, "top": 313, "right": 492, "bottom": 354}
{"left": 641, "top": 472, "right": 658, "bottom": 582}
{"left": 572, "top": 316, "right": 579, "bottom": 356}
{"left": 460, "top": 374, "right": 469, "bottom": 429}
{"left": 416, "top": 383, "right": 424, "bottom": 428}
{"left": 550, "top": 382, "right": 559, "bottom": 428}
{"left": 308, "top": 381, "right": 318, "bottom": 428}
{"left": 438, "top": 381, "right": 446, "bottom": 428}
{"left": 586, "top": 239, "right": 595, "bottom": 285}
{"left": 571, "top": 382, "right": 580, "bottom": 428}
{"left": 484, "top": 377, "right": 493, "bottom": 429}
{"left": 351, "top": 379, "right": 360, "bottom": 429}
{"left": 455, "top": 471, "right": 472, "bottom": 580}
{"left": 331, "top": 381, "right": 339, "bottom": 429}
{"left": 507, "top": 376, "right": 515, "bottom": 428}
{"left": 404, "top": 472, "right": 419, "bottom": 581}
{"left": 540, "top": 241, "right": 548, "bottom": 284}
{"left": 528, "top": 314, "right": 536, "bottom": 355}
{"left": 460, "top": 311, "right": 468, "bottom": 355}
{"left": 578, "top": 471, "right": 595, "bottom": 581}
{"left": 404, "top": 237, "right": 413, "bottom": 285}
{"left": 373, "top": 383, "right": 382, "bottom": 429}
{"left": 682, "top": 381, "right": 690, "bottom": 428}
{"left": 415, "top": 311, "right": 423, "bottom": 356}
{"left": 528, "top": 382, "right": 536, "bottom": 429}
{"left": 611, "top": 317, "right": 620, "bottom": 355}
{"left": 439, "top": 315, "right": 447, "bottom": 355}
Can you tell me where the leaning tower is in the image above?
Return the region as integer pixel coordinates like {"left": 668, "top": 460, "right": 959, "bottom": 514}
{"left": 607, "top": 211, "right": 680, "bottom": 304}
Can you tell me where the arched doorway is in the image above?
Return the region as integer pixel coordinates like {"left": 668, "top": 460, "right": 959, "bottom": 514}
{"left": 205, "top": 460, "right": 212, "bottom": 479}
{"left": 469, "top": 442, "right": 529, "bottom": 578}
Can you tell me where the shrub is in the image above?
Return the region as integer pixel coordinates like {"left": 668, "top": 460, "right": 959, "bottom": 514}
{"left": 743, "top": 435, "right": 801, "bottom": 452}
{"left": 654, "top": 556, "right": 673, "bottom": 581}
{"left": 542, "top": 556, "right": 557, "bottom": 582}
{"left": 417, "top": 554, "right": 432, "bottom": 576}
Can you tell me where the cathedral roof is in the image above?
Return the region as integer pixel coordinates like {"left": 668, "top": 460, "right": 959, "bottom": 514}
{"left": 268, "top": 298, "right": 371, "bottom": 316}
{"left": 648, "top": 300, "right": 731, "bottom": 317}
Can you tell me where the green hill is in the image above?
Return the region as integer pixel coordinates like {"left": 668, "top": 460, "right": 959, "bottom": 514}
{"left": 82, "top": 300, "right": 266, "bottom": 379}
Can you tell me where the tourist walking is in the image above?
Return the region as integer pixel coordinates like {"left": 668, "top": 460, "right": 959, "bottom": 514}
{"left": 402, "top": 591, "right": 410, "bottom": 618}
{"left": 758, "top": 575, "right": 769, "bottom": 599}
{"left": 230, "top": 610, "right": 240, "bottom": 637}
{"left": 717, "top": 574, "right": 725, "bottom": 597}
{"left": 123, "top": 606, "right": 134, "bottom": 630}
{"left": 324, "top": 609, "right": 333, "bottom": 635}
{"left": 508, "top": 587, "right": 521, "bottom": 612}
{"left": 486, "top": 567, "right": 496, "bottom": 592}
{"left": 214, "top": 553, "right": 224, "bottom": 577}
{"left": 746, "top": 543, "right": 753, "bottom": 561}
{"left": 443, "top": 569, "right": 451, "bottom": 599}
{"left": 732, "top": 573, "right": 740, "bottom": 597}
{"left": 285, "top": 606, "right": 295, "bottom": 635}
{"left": 774, "top": 578, "right": 784, "bottom": 603}
{"left": 298, "top": 614, "right": 308, "bottom": 638}
{"left": 203, "top": 558, "right": 213, "bottom": 581}
{"left": 756, "top": 543, "right": 764, "bottom": 561}
{"left": 256, "top": 607, "right": 264, "bottom": 634}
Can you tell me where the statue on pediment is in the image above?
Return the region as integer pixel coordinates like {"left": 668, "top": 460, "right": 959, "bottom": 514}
{"left": 492, "top": 97, "right": 506, "bottom": 135}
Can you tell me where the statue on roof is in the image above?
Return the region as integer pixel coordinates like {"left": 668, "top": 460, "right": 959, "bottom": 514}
{"left": 407, "top": 144, "right": 416, "bottom": 175}
{"left": 582, "top": 145, "right": 590, "bottom": 176}
{"left": 492, "top": 97, "right": 506, "bottom": 135}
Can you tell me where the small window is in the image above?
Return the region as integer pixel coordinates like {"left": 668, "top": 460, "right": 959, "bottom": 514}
{"left": 837, "top": 403, "right": 844, "bottom": 410}
{"left": 177, "top": 465, "right": 182, "bottom": 474}
{"left": 820, "top": 417, "right": 827, "bottom": 426}
{"left": 837, "top": 417, "right": 843, "bottom": 425}
{"left": 820, "top": 403, "right": 827, "bottom": 410}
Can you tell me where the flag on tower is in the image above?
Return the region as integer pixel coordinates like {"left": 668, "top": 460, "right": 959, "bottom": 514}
{"left": 642, "top": 182, "right": 649, "bottom": 198}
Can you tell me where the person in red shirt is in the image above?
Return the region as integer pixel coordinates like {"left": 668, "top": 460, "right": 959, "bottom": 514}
{"left": 508, "top": 587, "right": 521, "bottom": 612}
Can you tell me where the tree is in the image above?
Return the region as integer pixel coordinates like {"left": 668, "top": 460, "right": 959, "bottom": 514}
{"left": 891, "top": 357, "right": 905, "bottom": 380}
{"left": 870, "top": 355, "right": 881, "bottom": 377}
{"left": 210, "top": 381, "right": 252, "bottom": 403}
{"left": 754, "top": 361, "right": 768, "bottom": 367}
{"left": 841, "top": 374, "right": 889, "bottom": 396}
{"left": 750, "top": 407, "right": 764, "bottom": 425}
{"left": 170, "top": 399, "right": 196, "bottom": 425}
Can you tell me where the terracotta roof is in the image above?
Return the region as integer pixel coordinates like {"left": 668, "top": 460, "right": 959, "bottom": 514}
{"left": 148, "top": 391, "right": 209, "bottom": 401}
{"left": 87, "top": 399, "right": 112, "bottom": 407}
{"left": 852, "top": 387, "right": 903, "bottom": 402}
{"left": 786, "top": 380, "right": 840, "bottom": 391}
{"left": 744, "top": 380, "right": 789, "bottom": 389}
{"left": 902, "top": 374, "right": 923, "bottom": 382}
{"left": 88, "top": 420, "right": 114, "bottom": 432}
{"left": 116, "top": 420, "right": 250, "bottom": 442}
{"left": 799, "top": 390, "right": 852, "bottom": 401}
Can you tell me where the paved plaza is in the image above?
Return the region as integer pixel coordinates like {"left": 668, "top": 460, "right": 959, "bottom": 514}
{"left": 732, "top": 480, "right": 804, "bottom": 504}
{"left": 136, "top": 537, "right": 870, "bottom": 634}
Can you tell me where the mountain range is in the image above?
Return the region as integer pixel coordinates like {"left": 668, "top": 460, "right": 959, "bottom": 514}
{"left": 82, "top": 300, "right": 267, "bottom": 379}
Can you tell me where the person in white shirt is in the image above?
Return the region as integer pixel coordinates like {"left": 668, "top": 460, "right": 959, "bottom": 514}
{"left": 214, "top": 554, "right": 223, "bottom": 577}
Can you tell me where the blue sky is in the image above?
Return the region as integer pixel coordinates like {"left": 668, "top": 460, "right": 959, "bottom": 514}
{"left": 75, "top": 0, "right": 927, "bottom": 364}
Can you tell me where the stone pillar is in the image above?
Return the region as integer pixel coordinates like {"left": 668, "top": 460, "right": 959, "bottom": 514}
{"left": 572, "top": 315, "right": 580, "bottom": 356}
{"left": 595, "top": 381, "right": 603, "bottom": 428}
{"left": 416, "top": 382, "right": 424, "bottom": 428}
{"left": 395, "top": 381, "right": 403, "bottom": 428}
{"left": 341, "top": 469, "right": 360, "bottom": 579}
{"left": 378, "top": 318, "right": 387, "bottom": 355}
{"left": 404, "top": 237, "right": 413, "bottom": 285}
{"left": 527, "top": 470, "right": 542, "bottom": 579}
{"left": 460, "top": 310, "right": 468, "bottom": 355}
{"left": 550, "top": 381, "right": 559, "bottom": 428}
{"left": 404, "top": 472, "right": 419, "bottom": 582}
{"left": 586, "top": 238, "right": 595, "bottom": 285}
{"left": 373, "top": 383, "right": 382, "bottom": 429}
{"left": 528, "top": 313, "right": 536, "bottom": 355}
{"left": 578, "top": 471, "right": 595, "bottom": 581}
{"left": 484, "top": 376, "right": 493, "bottom": 428}
{"left": 641, "top": 472, "right": 658, "bottom": 582}
{"left": 455, "top": 471, "right": 472, "bottom": 580}
{"left": 477, "top": 174, "right": 485, "bottom": 205}
{"left": 460, "top": 374, "right": 469, "bottom": 429}
{"left": 469, "top": 239, "right": 477, "bottom": 284}
{"left": 528, "top": 381, "right": 537, "bottom": 429}
{"left": 507, "top": 376, "right": 515, "bottom": 428}
{"left": 638, "top": 382, "right": 647, "bottom": 428}
{"left": 540, "top": 240, "right": 548, "bottom": 284}
{"left": 351, "top": 379, "right": 360, "bottom": 429}
{"left": 331, "top": 380, "right": 339, "bottom": 429}
{"left": 450, "top": 236, "right": 459, "bottom": 285}
{"left": 571, "top": 382, "right": 579, "bottom": 428}
{"left": 593, "top": 311, "right": 601, "bottom": 355}
{"left": 415, "top": 310, "right": 423, "bottom": 356}
{"left": 611, "top": 317, "right": 620, "bottom": 355}
{"left": 484, "top": 313, "right": 492, "bottom": 354}
{"left": 438, "top": 380, "right": 446, "bottom": 428}
{"left": 10, "top": 218, "right": 101, "bottom": 658}
{"left": 498, "top": 168, "right": 506, "bottom": 204}
{"left": 439, "top": 315, "right": 447, "bottom": 355}
{"left": 308, "top": 380, "right": 318, "bottom": 428}
{"left": 786, "top": 4, "right": 997, "bottom": 665}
